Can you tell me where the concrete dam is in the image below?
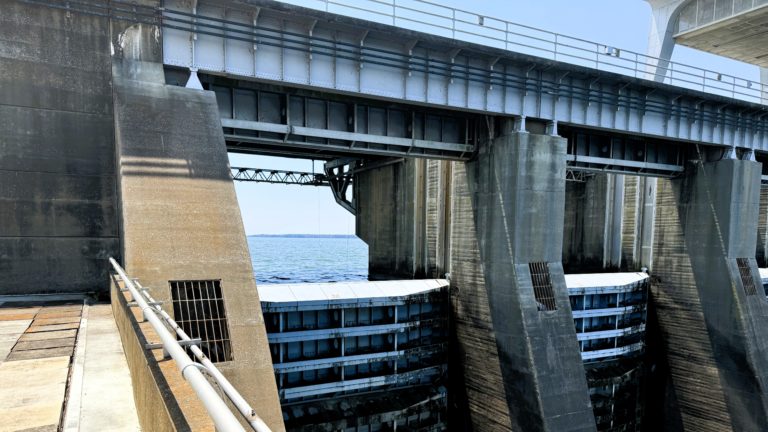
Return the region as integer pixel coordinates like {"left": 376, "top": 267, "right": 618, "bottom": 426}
{"left": 3, "top": 0, "right": 768, "bottom": 431}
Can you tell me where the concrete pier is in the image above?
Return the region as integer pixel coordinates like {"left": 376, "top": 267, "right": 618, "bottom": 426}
{"left": 356, "top": 159, "right": 451, "bottom": 280}
{"left": 563, "top": 173, "right": 657, "bottom": 274}
{"left": 356, "top": 159, "right": 427, "bottom": 280}
{"left": 449, "top": 129, "right": 596, "bottom": 431}
{"left": 648, "top": 158, "right": 768, "bottom": 431}
{"left": 563, "top": 174, "right": 624, "bottom": 273}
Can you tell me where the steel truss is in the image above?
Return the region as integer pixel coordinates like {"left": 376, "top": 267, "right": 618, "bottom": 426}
{"left": 231, "top": 167, "right": 329, "bottom": 186}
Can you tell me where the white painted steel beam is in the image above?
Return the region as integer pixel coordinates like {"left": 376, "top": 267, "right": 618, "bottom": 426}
{"left": 163, "top": 0, "right": 768, "bottom": 154}
{"left": 280, "top": 365, "right": 444, "bottom": 399}
{"left": 571, "top": 305, "right": 645, "bottom": 319}
{"left": 266, "top": 319, "right": 440, "bottom": 343}
{"left": 576, "top": 324, "right": 646, "bottom": 341}
{"left": 221, "top": 118, "right": 473, "bottom": 154}
{"left": 581, "top": 342, "right": 645, "bottom": 361}
{"left": 272, "top": 343, "right": 446, "bottom": 373}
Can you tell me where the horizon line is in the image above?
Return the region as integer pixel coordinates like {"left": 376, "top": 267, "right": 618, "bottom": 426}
{"left": 247, "top": 233, "right": 358, "bottom": 236}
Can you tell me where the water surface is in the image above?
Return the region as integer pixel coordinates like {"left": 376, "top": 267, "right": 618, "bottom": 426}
{"left": 248, "top": 235, "right": 368, "bottom": 284}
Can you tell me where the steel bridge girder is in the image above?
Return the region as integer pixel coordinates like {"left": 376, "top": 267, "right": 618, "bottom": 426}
{"left": 162, "top": 0, "right": 768, "bottom": 156}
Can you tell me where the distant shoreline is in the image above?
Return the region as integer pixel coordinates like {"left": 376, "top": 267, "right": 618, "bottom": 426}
{"left": 248, "top": 234, "right": 358, "bottom": 239}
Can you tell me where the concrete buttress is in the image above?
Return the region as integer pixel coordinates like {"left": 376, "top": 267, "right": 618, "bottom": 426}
{"left": 449, "top": 129, "right": 596, "bottom": 431}
{"left": 111, "top": 34, "right": 285, "bottom": 430}
{"left": 647, "top": 158, "right": 768, "bottom": 431}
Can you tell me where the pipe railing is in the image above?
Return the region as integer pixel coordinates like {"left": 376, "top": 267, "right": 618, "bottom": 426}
{"left": 276, "top": 0, "right": 767, "bottom": 104}
{"left": 109, "top": 258, "right": 271, "bottom": 432}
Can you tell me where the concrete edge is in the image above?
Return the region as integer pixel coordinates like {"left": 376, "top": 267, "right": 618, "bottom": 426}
{"left": 0, "top": 293, "right": 93, "bottom": 305}
{"left": 110, "top": 275, "right": 189, "bottom": 432}
{"left": 62, "top": 303, "right": 89, "bottom": 432}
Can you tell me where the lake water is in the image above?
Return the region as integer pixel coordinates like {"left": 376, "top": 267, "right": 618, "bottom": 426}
{"left": 247, "top": 235, "right": 368, "bottom": 284}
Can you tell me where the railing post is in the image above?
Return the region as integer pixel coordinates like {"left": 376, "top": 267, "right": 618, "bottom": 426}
{"left": 634, "top": 52, "right": 639, "bottom": 79}
{"left": 452, "top": 8, "right": 456, "bottom": 39}
{"left": 595, "top": 46, "right": 599, "bottom": 69}
{"left": 392, "top": 0, "right": 395, "bottom": 26}
{"left": 669, "top": 62, "right": 674, "bottom": 85}
{"left": 504, "top": 22, "right": 509, "bottom": 51}
{"left": 554, "top": 34, "right": 558, "bottom": 61}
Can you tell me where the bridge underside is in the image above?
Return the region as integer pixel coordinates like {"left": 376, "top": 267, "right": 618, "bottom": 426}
{"left": 181, "top": 70, "right": 691, "bottom": 178}
{"left": 675, "top": 3, "right": 768, "bottom": 67}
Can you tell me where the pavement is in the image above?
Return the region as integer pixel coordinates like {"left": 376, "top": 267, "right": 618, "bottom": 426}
{"left": 0, "top": 302, "right": 140, "bottom": 432}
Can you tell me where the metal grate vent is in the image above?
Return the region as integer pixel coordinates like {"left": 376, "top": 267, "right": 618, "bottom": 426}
{"left": 737, "top": 258, "right": 758, "bottom": 296}
{"left": 170, "top": 280, "right": 233, "bottom": 363}
{"left": 529, "top": 262, "right": 557, "bottom": 311}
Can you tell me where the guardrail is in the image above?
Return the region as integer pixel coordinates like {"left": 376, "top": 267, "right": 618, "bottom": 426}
{"left": 279, "top": 0, "right": 767, "bottom": 104}
{"left": 109, "top": 258, "right": 272, "bottom": 432}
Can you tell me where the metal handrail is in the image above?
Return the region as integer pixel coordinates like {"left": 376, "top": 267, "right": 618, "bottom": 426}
{"left": 279, "top": 0, "right": 767, "bottom": 104}
{"left": 109, "top": 258, "right": 271, "bottom": 432}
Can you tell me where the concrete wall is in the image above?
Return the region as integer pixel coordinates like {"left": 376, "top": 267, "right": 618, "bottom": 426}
{"left": 621, "top": 176, "right": 657, "bottom": 271}
{"left": 356, "top": 159, "right": 424, "bottom": 279}
{"left": 563, "top": 174, "right": 624, "bottom": 273}
{"left": 425, "top": 160, "right": 452, "bottom": 279}
{"left": 112, "top": 57, "right": 285, "bottom": 430}
{"left": 449, "top": 130, "right": 595, "bottom": 431}
{"left": 563, "top": 176, "right": 607, "bottom": 272}
{"left": 0, "top": 0, "right": 119, "bottom": 294}
{"left": 647, "top": 158, "right": 768, "bottom": 431}
{"left": 356, "top": 159, "right": 450, "bottom": 280}
{"left": 561, "top": 172, "right": 658, "bottom": 274}
{"left": 621, "top": 176, "right": 640, "bottom": 269}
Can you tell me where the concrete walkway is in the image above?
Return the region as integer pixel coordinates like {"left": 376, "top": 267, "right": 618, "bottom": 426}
{"left": 63, "top": 304, "right": 141, "bottom": 431}
{"left": 0, "top": 303, "right": 141, "bottom": 432}
{"left": 0, "top": 310, "right": 33, "bottom": 360}
{"left": 0, "top": 305, "right": 76, "bottom": 432}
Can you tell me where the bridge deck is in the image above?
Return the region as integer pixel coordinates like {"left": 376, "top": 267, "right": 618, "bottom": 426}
{"left": 160, "top": 0, "right": 768, "bottom": 157}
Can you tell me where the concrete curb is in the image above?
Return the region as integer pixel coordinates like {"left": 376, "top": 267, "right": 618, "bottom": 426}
{"left": 62, "top": 303, "right": 89, "bottom": 432}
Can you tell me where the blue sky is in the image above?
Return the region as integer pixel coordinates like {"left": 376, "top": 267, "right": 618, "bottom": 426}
{"left": 230, "top": 0, "right": 760, "bottom": 235}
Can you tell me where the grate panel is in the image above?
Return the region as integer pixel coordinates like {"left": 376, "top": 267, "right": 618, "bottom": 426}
{"left": 529, "top": 262, "right": 557, "bottom": 311}
{"left": 170, "top": 280, "right": 233, "bottom": 363}
{"left": 736, "top": 258, "right": 758, "bottom": 296}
